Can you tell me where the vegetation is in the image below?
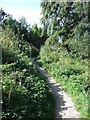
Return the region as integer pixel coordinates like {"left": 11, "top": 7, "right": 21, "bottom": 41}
{"left": 39, "top": 1, "right": 90, "bottom": 118}
{"left": 0, "top": 1, "right": 90, "bottom": 119}
{"left": 39, "top": 43, "right": 89, "bottom": 118}
{"left": 0, "top": 9, "right": 55, "bottom": 119}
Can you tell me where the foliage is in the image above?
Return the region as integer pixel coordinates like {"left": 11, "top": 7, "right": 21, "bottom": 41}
{"left": 1, "top": 10, "right": 55, "bottom": 119}
{"left": 39, "top": 3, "right": 89, "bottom": 114}
{"left": 39, "top": 40, "right": 89, "bottom": 118}
{"left": 30, "top": 24, "right": 47, "bottom": 57}
{"left": 1, "top": 2, "right": 90, "bottom": 119}
{"left": 40, "top": 2, "right": 89, "bottom": 59}
{"left": 2, "top": 58, "right": 55, "bottom": 119}
{"left": 39, "top": 2, "right": 89, "bottom": 118}
{"left": 0, "top": 9, "right": 47, "bottom": 58}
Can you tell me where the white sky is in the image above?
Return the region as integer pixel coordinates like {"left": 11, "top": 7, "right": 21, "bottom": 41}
{"left": 0, "top": 0, "right": 42, "bottom": 26}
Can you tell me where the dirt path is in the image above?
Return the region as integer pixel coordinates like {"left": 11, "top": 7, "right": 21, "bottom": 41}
{"left": 32, "top": 59, "right": 80, "bottom": 118}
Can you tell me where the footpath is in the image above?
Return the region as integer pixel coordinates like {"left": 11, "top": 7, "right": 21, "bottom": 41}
{"left": 32, "top": 59, "right": 80, "bottom": 119}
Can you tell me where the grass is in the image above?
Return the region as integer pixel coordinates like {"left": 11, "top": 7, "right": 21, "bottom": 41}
{"left": 38, "top": 55, "right": 90, "bottom": 118}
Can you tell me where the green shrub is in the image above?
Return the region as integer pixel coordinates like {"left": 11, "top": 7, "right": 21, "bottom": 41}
{"left": 1, "top": 24, "right": 55, "bottom": 119}
{"left": 39, "top": 39, "right": 89, "bottom": 118}
{"left": 2, "top": 53, "right": 55, "bottom": 119}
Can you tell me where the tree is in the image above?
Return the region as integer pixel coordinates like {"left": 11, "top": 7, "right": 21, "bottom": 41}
{"left": 40, "top": 1, "right": 89, "bottom": 58}
{"left": 41, "top": 2, "right": 80, "bottom": 41}
{"left": 0, "top": 8, "right": 6, "bottom": 25}
{"left": 68, "top": 2, "right": 89, "bottom": 59}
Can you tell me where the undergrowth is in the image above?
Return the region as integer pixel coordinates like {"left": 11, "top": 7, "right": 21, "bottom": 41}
{"left": 1, "top": 26, "right": 55, "bottom": 120}
{"left": 39, "top": 45, "right": 90, "bottom": 118}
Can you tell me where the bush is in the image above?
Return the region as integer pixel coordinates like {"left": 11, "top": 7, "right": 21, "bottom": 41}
{"left": 1, "top": 23, "right": 55, "bottom": 119}
{"left": 39, "top": 37, "right": 89, "bottom": 118}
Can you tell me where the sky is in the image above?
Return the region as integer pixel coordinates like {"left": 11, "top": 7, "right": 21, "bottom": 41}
{"left": 0, "top": 0, "right": 42, "bottom": 26}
